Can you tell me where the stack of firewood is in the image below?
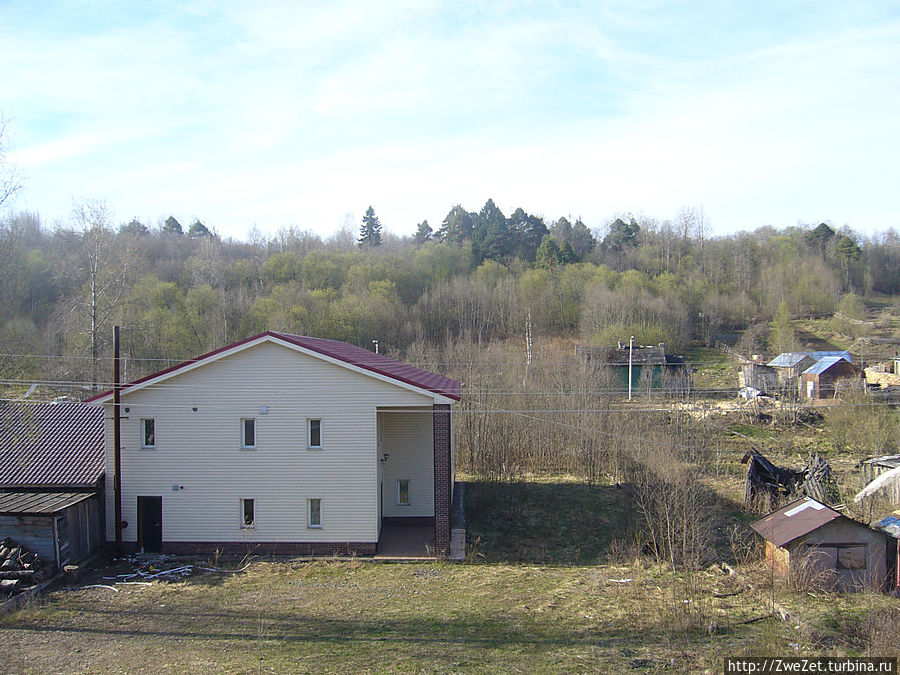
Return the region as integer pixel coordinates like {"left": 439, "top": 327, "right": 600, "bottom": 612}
{"left": 0, "top": 538, "right": 47, "bottom": 597}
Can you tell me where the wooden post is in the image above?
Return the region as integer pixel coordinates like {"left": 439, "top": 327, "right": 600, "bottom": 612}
{"left": 113, "top": 325, "right": 123, "bottom": 549}
{"left": 628, "top": 336, "right": 634, "bottom": 401}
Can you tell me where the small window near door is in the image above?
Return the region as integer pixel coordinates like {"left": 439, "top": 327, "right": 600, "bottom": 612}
{"left": 241, "top": 418, "right": 256, "bottom": 449}
{"left": 308, "top": 498, "right": 322, "bottom": 528}
{"left": 241, "top": 498, "right": 255, "bottom": 528}
{"left": 307, "top": 418, "right": 322, "bottom": 449}
{"left": 398, "top": 479, "right": 410, "bottom": 506}
{"left": 141, "top": 419, "right": 155, "bottom": 448}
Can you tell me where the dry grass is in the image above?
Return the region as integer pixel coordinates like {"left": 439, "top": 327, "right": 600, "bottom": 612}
{"left": 1, "top": 556, "right": 861, "bottom": 674}
{"left": 3, "top": 415, "right": 897, "bottom": 673}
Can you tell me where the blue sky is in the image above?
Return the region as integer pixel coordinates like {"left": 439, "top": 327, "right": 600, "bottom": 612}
{"left": 2, "top": 1, "right": 899, "bottom": 239}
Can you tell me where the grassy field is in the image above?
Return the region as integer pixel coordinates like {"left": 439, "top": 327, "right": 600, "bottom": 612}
{"left": 3, "top": 475, "right": 898, "bottom": 673}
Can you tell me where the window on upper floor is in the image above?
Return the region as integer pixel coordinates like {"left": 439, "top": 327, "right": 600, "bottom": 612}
{"left": 307, "top": 418, "right": 322, "bottom": 449}
{"left": 241, "top": 418, "right": 256, "bottom": 449}
{"left": 141, "top": 418, "right": 155, "bottom": 448}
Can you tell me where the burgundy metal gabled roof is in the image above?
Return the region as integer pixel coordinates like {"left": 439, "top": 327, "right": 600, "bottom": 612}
{"left": 270, "top": 332, "right": 461, "bottom": 400}
{"left": 0, "top": 402, "right": 104, "bottom": 490}
{"left": 87, "top": 331, "right": 461, "bottom": 402}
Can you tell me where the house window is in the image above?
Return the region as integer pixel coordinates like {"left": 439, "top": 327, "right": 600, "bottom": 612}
{"left": 241, "top": 499, "right": 255, "bottom": 528}
{"left": 241, "top": 418, "right": 256, "bottom": 449}
{"left": 308, "top": 498, "right": 322, "bottom": 528}
{"left": 398, "top": 479, "right": 410, "bottom": 506}
{"left": 141, "top": 419, "right": 155, "bottom": 448}
{"left": 307, "top": 419, "right": 322, "bottom": 449}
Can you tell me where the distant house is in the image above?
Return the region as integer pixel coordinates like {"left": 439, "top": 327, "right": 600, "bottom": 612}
{"left": 576, "top": 343, "right": 691, "bottom": 396}
{"left": 767, "top": 351, "right": 852, "bottom": 387}
{"left": 751, "top": 497, "right": 894, "bottom": 592}
{"left": 0, "top": 402, "right": 105, "bottom": 568}
{"left": 87, "top": 331, "right": 461, "bottom": 557}
{"left": 800, "top": 356, "right": 863, "bottom": 400}
{"left": 739, "top": 357, "right": 778, "bottom": 393}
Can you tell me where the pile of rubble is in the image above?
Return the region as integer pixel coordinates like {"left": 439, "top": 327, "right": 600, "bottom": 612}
{"left": 98, "top": 553, "right": 251, "bottom": 586}
{"left": 0, "top": 538, "right": 48, "bottom": 597}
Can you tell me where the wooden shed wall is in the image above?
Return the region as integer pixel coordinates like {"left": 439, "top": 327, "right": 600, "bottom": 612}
{"left": 0, "top": 514, "right": 55, "bottom": 563}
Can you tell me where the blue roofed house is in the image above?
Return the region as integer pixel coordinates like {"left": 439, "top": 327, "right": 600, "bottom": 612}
{"left": 766, "top": 351, "right": 858, "bottom": 399}
{"left": 799, "top": 356, "right": 863, "bottom": 400}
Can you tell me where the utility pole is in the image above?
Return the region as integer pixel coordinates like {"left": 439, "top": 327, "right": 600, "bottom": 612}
{"left": 628, "top": 336, "right": 634, "bottom": 401}
{"left": 113, "top": 325, "right": 123, "bottom": 549}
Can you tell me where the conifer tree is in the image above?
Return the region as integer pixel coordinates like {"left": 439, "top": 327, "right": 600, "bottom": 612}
{"left": 358, "top": 206, "right": 383, "bottom": 248}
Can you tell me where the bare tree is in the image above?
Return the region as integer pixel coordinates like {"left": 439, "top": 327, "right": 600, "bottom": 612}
{"left": 61, "top": 200, "right": 130, "bottom": 387}
{"left": 0, "top": 118, "right": 22, "bottom": 212}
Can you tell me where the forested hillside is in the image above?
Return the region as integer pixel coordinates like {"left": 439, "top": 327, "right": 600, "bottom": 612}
{"left": 1, "top": 200, "right": 898, "bottom": 390}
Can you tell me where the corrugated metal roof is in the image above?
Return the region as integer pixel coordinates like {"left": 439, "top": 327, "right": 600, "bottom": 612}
{"left": 750, "top": 497, "right": 844, "bottom": 547}
{"left": 0, "top": 491, "right": 95, "bottom": 515}
{"left": 768, "top": 353, "right": 813, "bottom": 368}
{"left": 273, "top": 333, "right": 462, "bottom": 399}
{"left": 0, "top": 402, "right": 104, "bottom": 489}
{"left": 88, "top": 331, "right": 462, "bottom": 402}
{"left": 803, "top": 355, "right": 849, "bottom": 375}
{"left": 864, "top": 455, "right": 900, "bottom": 470}
{"left": 768, "top": 351, "right": 852, "bottom": 368}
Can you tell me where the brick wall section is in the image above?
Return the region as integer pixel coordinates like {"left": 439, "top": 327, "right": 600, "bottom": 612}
{"left": 160, "top": 541, "right": 377, "bottom": 556}
{"left": 433, "top": 404, "right": 451, "bottom": 556}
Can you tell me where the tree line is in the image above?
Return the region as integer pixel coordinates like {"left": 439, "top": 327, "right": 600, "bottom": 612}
{"left": 0, "top": 198, "right": 898, "bottom": 388}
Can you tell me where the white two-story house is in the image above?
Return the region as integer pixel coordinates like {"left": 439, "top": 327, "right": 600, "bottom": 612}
{"left": 87, "top": 332, "right": 461, "bottom": 556}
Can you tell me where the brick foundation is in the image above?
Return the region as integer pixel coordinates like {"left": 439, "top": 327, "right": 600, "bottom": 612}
{"left": 433, "top": 404, "right": 451, "bottom": 556}
{"left": 110, "top": 541, "right": 376, "bottom": 557}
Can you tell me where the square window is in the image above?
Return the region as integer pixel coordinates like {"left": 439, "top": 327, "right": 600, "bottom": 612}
{"left": 398, "top": 479, "right": 410, "bottom": 506}
{"left": 241, "top": 499, "right": 255, "bottom": 528}
{"left": 307, "top": 419, "right": 322, "bottom": 449}
{"left": 141, "top": 419, "right": 155, "bottom": 448}
{"left": 308, "top": 498, "right": 322, "bottom": 528}
{"left": 241, "top": 418, "right": 256, "bottom": 449}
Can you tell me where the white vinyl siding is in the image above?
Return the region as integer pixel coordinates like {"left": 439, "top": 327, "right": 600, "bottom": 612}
{"left": 102, "top": 341, "right": 439, "bottom": 545}
{"left": 379, "top": 410, "right": 434, "bottom": 518}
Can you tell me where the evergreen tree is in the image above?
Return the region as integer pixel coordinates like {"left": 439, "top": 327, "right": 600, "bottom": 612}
{"left": 413, "top": 220, "right": 433, "bottom": 245}
{"left": 568, "top": 219, "right": 596, "bottom": 259}
{"left": 188, "top": 219, "right": 210, "bottom": 238}
{"left": 437, "top": 204, "right": 473, "bottom": 244}
{"left": 602, "top": 217, "right": 640, "bottom": 252}
{"left": 536, "top": 235, "right": 561, "bottom": 271}
{"left": 119, "top": 218, "right": 149, "bottom": 236}
{"left": 162, "top": 216, "right": 183, "bottom": 236}
{"left": 358, "top": 206, "right": 383, "bottom": 248}
{"left": 472, "top": 198, "right": 509, "bottom": 261}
